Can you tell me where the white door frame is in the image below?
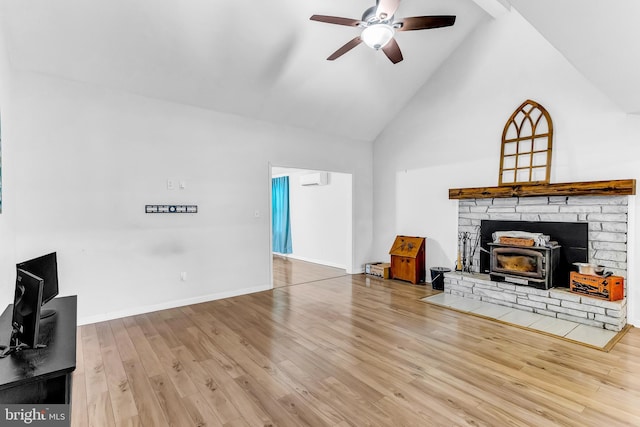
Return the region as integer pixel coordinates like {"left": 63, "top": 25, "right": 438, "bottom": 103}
{"left": 268, "top": 163, "right": 355, "bottom": 289}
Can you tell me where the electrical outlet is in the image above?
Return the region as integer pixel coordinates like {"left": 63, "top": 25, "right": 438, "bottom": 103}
{"left": 167, "top": 179, "right": 176, "bottom": 190}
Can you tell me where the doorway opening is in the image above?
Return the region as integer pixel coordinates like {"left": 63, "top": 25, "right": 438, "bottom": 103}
{"left": 270, "top": 166, "right": 353, "bottom": 288}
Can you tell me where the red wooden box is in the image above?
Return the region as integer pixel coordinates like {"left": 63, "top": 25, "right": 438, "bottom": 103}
{"left": 569, "top": 272, "right": 624, "bottom": 301}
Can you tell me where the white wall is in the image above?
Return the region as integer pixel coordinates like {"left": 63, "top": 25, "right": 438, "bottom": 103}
{"left": 1, "top": 71, "right": 373, "bottom": 324}
{"left": 372, "top": 9, "right": 640, "bottom": 326}
{"left": 274, "top": 169, "right": 351, "bottom": 270}
{"left": 0, "top": 25, "right": 16, "bottom": 307}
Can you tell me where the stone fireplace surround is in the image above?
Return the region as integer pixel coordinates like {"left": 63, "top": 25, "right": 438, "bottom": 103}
{"left": 445, "top": 195, "right": 628, "bottom": 331}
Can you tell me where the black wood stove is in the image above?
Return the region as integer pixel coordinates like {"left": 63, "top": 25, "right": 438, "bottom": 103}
{"left": 488, "top": 242, "right": 561, "bottom": 289}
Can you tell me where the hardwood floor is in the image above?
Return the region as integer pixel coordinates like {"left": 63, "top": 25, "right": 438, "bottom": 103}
{"left": 72, "top": 270, "right": 640, "bottom": 426}
{"left": 272, "top": 256, "right": 347, "bottom": 288}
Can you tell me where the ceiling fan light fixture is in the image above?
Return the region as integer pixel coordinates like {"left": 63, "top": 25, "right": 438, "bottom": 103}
{"left": 310, "top": 2, "right": 456, "bottom": 63}
{"left": 361, "top": 24, "right": 395, "bottom": 50}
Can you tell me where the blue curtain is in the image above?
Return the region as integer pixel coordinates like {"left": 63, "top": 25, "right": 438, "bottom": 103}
{"left": 272, "top": 176, "right": 292, "bottom": 254}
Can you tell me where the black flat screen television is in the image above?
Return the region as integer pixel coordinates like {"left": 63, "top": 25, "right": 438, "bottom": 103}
{"left": 17, "top": 252, "right": 59, "bottom": 319}
{"left": 0, "top": 253, "right": 59, "bottom": 357}
{"left": 10, "top": 268, "right": 44, "bottom": 349}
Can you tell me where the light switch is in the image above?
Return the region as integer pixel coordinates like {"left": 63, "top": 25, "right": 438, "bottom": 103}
{"left": 179, "top": 181, "right": 187, "bottom": 189}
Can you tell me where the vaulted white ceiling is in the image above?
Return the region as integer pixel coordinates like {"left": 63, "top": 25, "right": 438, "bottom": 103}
{"left": 0, "top": 0, "right": 637, "bottom": 143}
{"left": 0, "top": 0, "right": 488, "bottom": 141}
{"left": 509, "top": 0, "right": 640, "bottom": 115}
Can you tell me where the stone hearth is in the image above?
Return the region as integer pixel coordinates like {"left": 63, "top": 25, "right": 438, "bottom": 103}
{"left": 443, "top": 272, "right": 625, "bottom": 331}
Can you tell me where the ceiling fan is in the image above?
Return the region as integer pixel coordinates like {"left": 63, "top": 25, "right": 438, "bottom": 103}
{"left": 310, "top": 0, "right": 456, "bottom": 64}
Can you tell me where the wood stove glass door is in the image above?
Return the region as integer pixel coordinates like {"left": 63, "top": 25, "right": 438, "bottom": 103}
{"left": 491, "top": 247, "right": 544, "bottom": 279}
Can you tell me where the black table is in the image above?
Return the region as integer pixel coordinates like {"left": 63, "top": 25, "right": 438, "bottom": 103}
{"left": 0, "top": 296, "right": 77, "bottom": 403}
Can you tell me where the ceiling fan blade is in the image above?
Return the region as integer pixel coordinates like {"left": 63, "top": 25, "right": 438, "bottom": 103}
{"left": 376, "top": 0, "right": 400, "bottom": 20}
{"left": 310, "top": 15, "right": 362, "bottom": 27}
{"left": 327, "top": 37, "right": 363, "bottom": 61}
{"left": 397, "top": 15, "right": 456, "bottom": 31}
{"left": 381, "top": 38, "right": 403, "bottom": 64}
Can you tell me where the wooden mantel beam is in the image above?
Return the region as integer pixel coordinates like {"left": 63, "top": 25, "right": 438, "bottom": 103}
{"left": 449, "top": 179, "right": 636, "bottom": 200}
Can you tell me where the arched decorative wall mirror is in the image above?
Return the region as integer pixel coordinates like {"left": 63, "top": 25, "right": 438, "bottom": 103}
{"left": 499, "top": 100, "right": 553, "bottom": 186}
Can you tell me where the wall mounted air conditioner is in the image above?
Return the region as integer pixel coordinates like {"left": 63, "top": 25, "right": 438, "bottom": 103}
{"left": 300, "top": 172, "right": 329, "bottom": 186}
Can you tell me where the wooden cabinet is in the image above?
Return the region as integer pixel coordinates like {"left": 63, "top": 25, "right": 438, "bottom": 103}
{"left": 389, "top": 236, "right": 426, "bottom": 284}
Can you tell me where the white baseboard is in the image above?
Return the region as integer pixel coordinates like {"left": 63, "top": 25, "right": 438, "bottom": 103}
{"left": 278, "top": 253, "right": 346, "bottom": 270}
{"left": 77, "top": 284, "right": 271, "bottom": 326}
